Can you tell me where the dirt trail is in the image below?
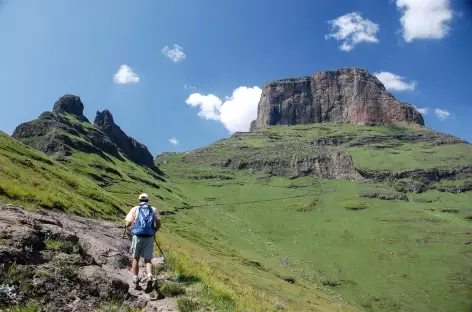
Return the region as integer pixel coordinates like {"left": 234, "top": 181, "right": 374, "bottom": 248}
{"left": 0, "top": 203, "right": 178, "bottom": 311}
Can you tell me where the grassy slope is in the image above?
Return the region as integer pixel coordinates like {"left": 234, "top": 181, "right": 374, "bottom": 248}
{"left": 0, "top": 131, "right": 186, "bottom": 219}
{"left": 158, "top": 124, "right": 472, "bottom": 312}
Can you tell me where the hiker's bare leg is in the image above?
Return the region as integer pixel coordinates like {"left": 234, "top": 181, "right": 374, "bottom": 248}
{"left": 145, "top": 258, "right": 152, "bottom": 277}
{"left": 132, "top": 258, "right": 139, "bottom": 276}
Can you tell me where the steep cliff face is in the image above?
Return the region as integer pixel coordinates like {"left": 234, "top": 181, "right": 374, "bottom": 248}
{"left": 12, "top": 95, "right": 154, "bottom": 168}
{"left": 251, "top": 68, "right": 424, "bottom": 130}
{"left": 94, "top": 110, "right": 154, "bottom": 168}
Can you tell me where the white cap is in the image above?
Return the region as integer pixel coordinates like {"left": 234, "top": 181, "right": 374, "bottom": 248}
{"left": 138, "top": 193, "right": 149, "bottom": 201}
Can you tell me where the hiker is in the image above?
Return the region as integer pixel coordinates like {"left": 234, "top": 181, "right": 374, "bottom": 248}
{"left": 125, "top": 193, "right": 161, "bottom": 289}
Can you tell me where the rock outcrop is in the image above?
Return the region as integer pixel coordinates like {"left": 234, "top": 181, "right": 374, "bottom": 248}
{"left": 251, "top": 68, "right": 424, "bottom": 130}
{"left": 0, "top": 204, "right": 177, "bottom": 311}
{"left": 12, "top": 95, "right": 155, "bottom": 168}
{"left": 52, "top": 94, "right": 89, "bottom": 123}
{"left": 219, "top": 150, "right": 363, "bottom": 180}
{"left": 94, "top": 110, "right": 154, "bottom": 168}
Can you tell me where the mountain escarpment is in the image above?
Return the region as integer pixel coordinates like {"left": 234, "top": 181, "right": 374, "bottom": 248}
{"left": 250, "top": 68, "right": 424, "bottom": 131}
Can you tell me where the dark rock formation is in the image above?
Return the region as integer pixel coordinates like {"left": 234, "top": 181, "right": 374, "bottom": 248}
{"left": 94, "top": 110, "right": 154, "bottom": 168}
{"left": 53, "top": 94, "right": 89, "bottom": 123}
{"left": 12, "top": 95, "right": 155, "bottom": 168}
{"left": 359, "top": 165, "right": 472, "bottom": 183}
{"left": 435, "top": 181, "right": 472, "bottom": 193}
{"left": 358, "top": 191, "right": 408, "bottom": 201}
{"left": 13, "top": 109, "right": 121, "bottom": 161}
{"left": 251, "top": 68, "right": 424, "bottom": 130}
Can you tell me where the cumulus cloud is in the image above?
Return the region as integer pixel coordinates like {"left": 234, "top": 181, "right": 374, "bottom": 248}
{"left": 374, "top": 71, "right": 416, "bottom": 91}
{"left": 113, "top": 65, "right": 140, "bottom": 84}
{"left": 434, "top": 108, "right": 451, "bottom": 120}
{"left": 396, "top": 0, "right": 453, "bottom": 42}
{"left": 169, "top": 138, "right": 179, "bottom": 145}
{"left": 184, "top": 84, "right": 196, "bottom": 90}
{"left": 185, "top": 86, "right": 262, "bottom": 133}
{"left": 185, "top": 93, "right": 222, "bottom": 121}
{"left": 416, "top": 107, "right": 429, "bottom": 115}
{"left": 325, "top": 12, "right": 379, "bottom": 52}
{"left": 162, "top": 44, "right": 186, "bottom": 63}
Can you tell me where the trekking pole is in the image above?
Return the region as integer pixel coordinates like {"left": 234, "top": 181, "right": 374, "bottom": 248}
{"left": 122, "top": 225, "right": 127, "bottom": 239}
{"left": 154, "top": 237, "right": 165, "bottom": 259}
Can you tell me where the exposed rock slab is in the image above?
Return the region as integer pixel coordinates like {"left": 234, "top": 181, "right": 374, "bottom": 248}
{"left": 251, "top": 68, "right": 424, "bottom": 130}
{"left": 220, "top": 150, "right": 363, "bottom": 181}
{"left": 0, "top": 204, "right": 176, "bottom": 312}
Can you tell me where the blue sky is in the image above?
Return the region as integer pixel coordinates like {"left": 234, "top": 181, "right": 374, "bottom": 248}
{"left": 0, "top": 0, "right": 471, "bottom": 156}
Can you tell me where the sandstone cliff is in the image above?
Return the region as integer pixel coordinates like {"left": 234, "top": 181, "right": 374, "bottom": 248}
{"left": 250, "top": 68, "right": 424, "bottom": 130}
{"left": 12, "top": 95, "right": 154, "bottom": 168}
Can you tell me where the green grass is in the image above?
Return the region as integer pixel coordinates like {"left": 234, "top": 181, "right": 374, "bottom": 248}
{"left": 177, "top": 297, "right": 200, "bottom": 312}
{"left": 159, "top": 282, "right": 186, "bottom": 297}
{"left": 159, "top": 178, "right": 472, "bottom": 311}
{"left": 2, "top": 303, "right": 43, "bottom": 312}
{"left": 156, "top": 124, "right": 472, "bottom": 312}
{"left": 345, "top": 143, "right": 472, "bottom": 171}
{"left": 2, "top": 122, "right": 472, "bottom": 312}
{"left": 94, "top": 302, "right": 142, "bottom": 312}
{"left": 0, "top": 132, "right": 186, "bottom": 219}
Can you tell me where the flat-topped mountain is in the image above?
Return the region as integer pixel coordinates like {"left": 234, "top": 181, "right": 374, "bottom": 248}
{"left": 250, "top": 68, "right": 424, "bottom": 131}
{"left": 12, "top": 95, "right": 154, "bottom": 168}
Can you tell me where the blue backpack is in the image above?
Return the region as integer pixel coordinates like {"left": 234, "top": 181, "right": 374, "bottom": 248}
{"left": 131, "top": 204, "right": 155, "bottom": 236}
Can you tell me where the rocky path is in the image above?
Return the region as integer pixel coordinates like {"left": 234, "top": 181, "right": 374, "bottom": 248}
{"left": 0, "top": 203, "right": 178, "bottom": 312}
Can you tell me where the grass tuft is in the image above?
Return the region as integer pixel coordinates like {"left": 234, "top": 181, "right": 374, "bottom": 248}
{"left": 176, "top": 297, "right": 200, "bottom": 312}
{"left": 158, "top": 282, "right": 186, "bottom": 297}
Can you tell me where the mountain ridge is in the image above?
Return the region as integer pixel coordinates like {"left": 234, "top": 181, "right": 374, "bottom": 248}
{"left": 12, "top": 95, "right": 155, "bottom": 169}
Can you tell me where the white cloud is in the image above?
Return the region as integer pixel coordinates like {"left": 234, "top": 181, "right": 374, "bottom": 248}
{"left": 434, "top": 108, "right": 451, "bottom": 120}
{"left": 416, "top": 107, "right": 429, "bottom": 115}
{"left": 185, "top": 86, "right": 262, "bottom": 133}
{"left": 396, "top": 0, "right": 453, "bottom": 42}
{"left": 169, "top": 138, "right": 179, "bottom": 145}
{"left": 374, "top": 71, "right": 416, "bottom": 91}
{"left": 184, "top": 84, "right": 196, "bottom": 90}
{"left": 185, "top": 93, "right": 223, "bottom": 121}
{"left": 325, "top": 12, "right": 379, "bottom": 52}
{"left": 162, "top": 44, "right": 186, "bottom": 63}
{"left": 113, "top": 65, "right": 140, "bottom": 84}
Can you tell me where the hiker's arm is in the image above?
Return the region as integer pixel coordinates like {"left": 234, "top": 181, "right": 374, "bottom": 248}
{"left": 155, "top": 218, "right": 161, "bottom": 231}
{"left": 154, "top": 209, "right": 161, "bottom": 231}
{"left": 125, "top": 208, "right": 135, "bottom": 227}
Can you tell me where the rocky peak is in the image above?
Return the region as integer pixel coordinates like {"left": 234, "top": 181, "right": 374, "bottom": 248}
{"left": 250, "top": 67, "right": 424, "bottom": 131}
{"left": 94, "top": 109, "right": 114, "bottom": 127}
{"left": 13, "top": 95, "right": 155, "bottom": 169}
{"left": 94, "top": 110, "right": 154, "bottom": 168}
{"left": 52, "top": 94, "right": 89, "bottom": 122}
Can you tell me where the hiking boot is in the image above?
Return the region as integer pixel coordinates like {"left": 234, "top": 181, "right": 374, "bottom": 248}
{"left": 146, "top": 276, "right": 154, "bottom": 290}
{"left": 133, "top": 276, "right": 140, "bottom": 290}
